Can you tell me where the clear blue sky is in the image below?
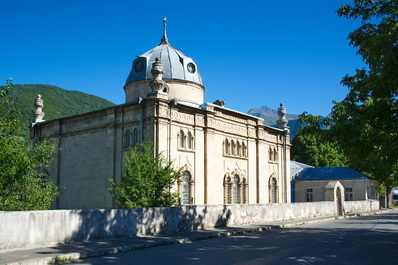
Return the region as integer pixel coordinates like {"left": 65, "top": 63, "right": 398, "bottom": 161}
{"left": 1, "top": 0, "right": 364, "bottom": 116}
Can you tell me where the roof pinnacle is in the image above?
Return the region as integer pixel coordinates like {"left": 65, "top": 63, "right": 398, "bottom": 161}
{"left": 160, "top": 16, "right": 169, "bottom": 45}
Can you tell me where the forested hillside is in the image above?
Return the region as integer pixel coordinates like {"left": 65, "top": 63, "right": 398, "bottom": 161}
{"left": 5, "top": 84, "right": 115, "bottom": 136}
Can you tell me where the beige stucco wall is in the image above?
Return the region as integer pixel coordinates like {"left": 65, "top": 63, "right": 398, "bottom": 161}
{"left": 33, "top": 94, "right": 290, "bottom": 209}
{"left": 124, "top": 79, "right": 205, "bottom": 105}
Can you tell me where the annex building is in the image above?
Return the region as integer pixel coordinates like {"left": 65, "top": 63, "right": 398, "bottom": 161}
{"left": 32, "top": 19, "right": 291, "bottom": 209}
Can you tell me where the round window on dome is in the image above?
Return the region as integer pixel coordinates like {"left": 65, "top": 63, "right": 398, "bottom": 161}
{"left": 134, "top": 61, "right": 143, "bottom": 72}
{"left": 187, "top": 63, "right": 196, "bottom": 73}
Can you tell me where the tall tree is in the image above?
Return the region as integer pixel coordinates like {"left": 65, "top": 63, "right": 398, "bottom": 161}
{"left": 332, "top": 1, "right": 398, "bottom": 190}
{"left": 0, "top": 79, "right": 59, "bottom": 210}
{"left": 291, "top": 113, "right": 347, "bottom": 167}
{"left": 109, "top": 142, "right": 181, "bottom": 208}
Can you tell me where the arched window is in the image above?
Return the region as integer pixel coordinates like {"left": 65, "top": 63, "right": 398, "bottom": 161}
{"left": 181, "top": 171, "right": 191, "bottom": 205}
{"left": 237, "top": 142, "right": 241, "bottom": 156}
{"left": 224, "top": 176, "right": 232, "bottom": 204}
{"left": 232, "top": 175, "right": 240, "bottom": 204}
{"left": 274, "top": 148, "right": 278, "bottom": 162}
{"left": 269, "top": 148, "right": 273, "bottom": 161}
{"left": 124, "top": 129, "right": 131, "bottom": 148}
{"left": 179, "top": 130, "right": 185, "bottom": 148}
{"left": 226, "top": 139, "right": 230, "bottom": 155}
{"left": 187, "top": 131, "right": 193, "bottom": 149}
{"left": 231, "top": 140, "right": 236, "bottom": 156}
{"left": 224, "top": 174, "right": 247, "bottom": 204}
{"left": 241, "top": 178, "right": 247, "bottom": 204}
{"left": 132, "top": 128, "right": 139, "bottom": 146}
{"left": 269, "top": 177, "right": 278, "bottom": 203}
{"left": 242, "top": 142, "right": 246, "bottom": 157}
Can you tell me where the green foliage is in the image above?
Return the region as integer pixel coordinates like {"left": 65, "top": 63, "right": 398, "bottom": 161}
{"left": 0, "top": 80, "right": 59, "bottom": 210}
{"left": 291, "top": 113, "right": 347, "bottom": 167}
{"left": 109, "top": 142, "right": 181, "bottom": 208}
{"left": 331, "top": 0, "right": 398, "bottom": 187}
{"left": 2, "top": 84, "right": 115, "bottom": 137}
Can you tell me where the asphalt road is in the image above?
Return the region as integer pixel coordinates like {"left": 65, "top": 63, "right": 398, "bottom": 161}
{"left": 71, "top": 211, "right": 398, "bottom": 265}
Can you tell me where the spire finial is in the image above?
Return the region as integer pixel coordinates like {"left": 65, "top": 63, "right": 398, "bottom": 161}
{"left": 160, "top": 16, "right": 169, "bottom": 45}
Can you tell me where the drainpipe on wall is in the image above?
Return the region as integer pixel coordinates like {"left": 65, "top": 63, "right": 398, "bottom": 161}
{"left": 283, "top": 129, "right": 288, "bottom": 203}
{"left": 138, "top": 97, "right": 145, "bottom": 143}
{"left": 169, "top": 99, "right": 178, "bottom": 161}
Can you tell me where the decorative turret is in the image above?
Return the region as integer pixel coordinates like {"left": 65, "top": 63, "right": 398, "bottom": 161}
{"left": 149, "top": 57, "right": 166, "bottom": 92}
{"left": 277, "top": 103, "right": 289, "bottom": 131}
{"left": 32, "top": 94, "right": 45, "bottom": 125}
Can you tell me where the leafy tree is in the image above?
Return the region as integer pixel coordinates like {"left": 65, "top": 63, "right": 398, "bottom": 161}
{"left": 291, "top": 113, "right": 347, "bottom": 167}
{"left": 331, "top": 0, "right": 398, "bottom": 193}
{"left": 109, "top": 142, "right": 181, "bottom": 208}
{"left": 0, "top": 79, "right": 59, "bottom": 210}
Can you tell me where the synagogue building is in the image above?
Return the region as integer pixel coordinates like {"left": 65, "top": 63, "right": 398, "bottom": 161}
{"left": 32, "top": 19, "right": 291, "bottom": 209}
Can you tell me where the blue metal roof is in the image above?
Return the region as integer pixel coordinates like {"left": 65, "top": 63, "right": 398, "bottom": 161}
{"left": 290, "top": 161, "right": 313, "bottom": 177}
{"left": 125, "top": 19, "right": 203, "bottom": 86}
{"left": 293, "top": 167, "right": 369, "bottom": 181}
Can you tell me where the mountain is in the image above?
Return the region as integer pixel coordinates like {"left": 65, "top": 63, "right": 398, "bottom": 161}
{"left": 5, "top": 84, "right": 115, "bottom": 136}
{"left": 248, "top": 106, "right": 301, "bottom": 138}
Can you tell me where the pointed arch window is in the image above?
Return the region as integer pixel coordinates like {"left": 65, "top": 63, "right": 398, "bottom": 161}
{"left": 242, "top": 142, "right": 247, "bottom": 157}
{"left": 178, "top": 170, "right": 194, "bottom": 205}
{"left": 232, "top": 175, "right": 240, "bottom": 204}
{"left": 181, "top": 171, "right": 191, "bottom": 204}
{"left": 224, "top": 174, "right": 247, "bottom": 204}
{"left": 274, "top": 148, "right": 278, "bottom": 162}
{"left": 237, "top": 142, "right": 241, "bottom": 157}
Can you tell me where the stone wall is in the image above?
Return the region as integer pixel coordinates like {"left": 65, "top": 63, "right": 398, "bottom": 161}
{"left": 0, "top": 201, "right": 378, "bottom": 250}
{"left": 344, "top": 200, "right": 379, "bottom": 214}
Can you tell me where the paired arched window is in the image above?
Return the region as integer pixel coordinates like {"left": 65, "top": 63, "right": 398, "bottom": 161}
{"left": 178, "top": 130, "right": 194, "bottom": 150}
{"left": 124, "top": 128, "right": 140, "bottom": 148}
{"left": 224, "top": 174, "right": 247, "bottom": 204}
{"left": 269, "top": 147, "right": 278, "bottom": 162}
{"left": 179, "top": 171, "right": 194, "bottom": 205}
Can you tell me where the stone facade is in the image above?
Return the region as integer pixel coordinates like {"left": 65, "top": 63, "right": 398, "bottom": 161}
{"left": 31, "top": 21, "right": 291, "bottom": 209}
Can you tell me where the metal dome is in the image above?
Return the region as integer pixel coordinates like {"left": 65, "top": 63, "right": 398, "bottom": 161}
{"left": 125, "top": 19, "right": 203, "bottom": 86}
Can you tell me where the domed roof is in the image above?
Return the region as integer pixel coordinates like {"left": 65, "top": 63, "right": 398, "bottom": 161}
{"left": 126, "top": 19, "right": 203, "bottom": 86}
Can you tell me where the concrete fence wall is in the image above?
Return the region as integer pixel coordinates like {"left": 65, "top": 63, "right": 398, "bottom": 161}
{"left": 0, "top": 200, "right": 378, "bottom": 250}
{"left": 344, "top": 199, "right": 379, "bottom": 213}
